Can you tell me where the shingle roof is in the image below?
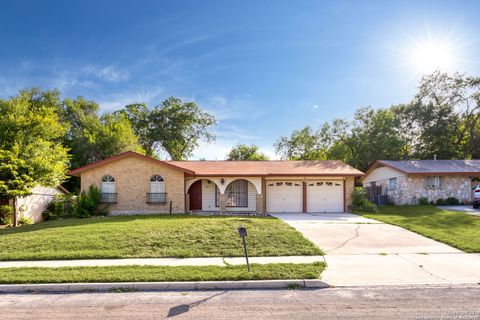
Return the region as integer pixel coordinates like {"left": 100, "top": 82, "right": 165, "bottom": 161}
{"left": 170, "top": 160, "right": 364, "bottom": 176}
{"left": 68, "top": 151, "right": 364, "bottom": 177}
{"left": 373, "top": 160, "right": 480, "bottom": 175}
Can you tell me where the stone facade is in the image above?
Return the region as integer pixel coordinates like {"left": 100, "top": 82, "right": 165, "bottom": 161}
{"left": 373, "top": 175, "right": 474, "bottom": 205}
{"left": 80, "top": 156, "right": 186, "bottom": 214}
{"left": 344, "top": 177, "right": 355, "bottom": 212}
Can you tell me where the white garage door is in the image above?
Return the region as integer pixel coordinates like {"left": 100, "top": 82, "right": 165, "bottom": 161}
{"left": 266, "top": 181, "right": 303, "bottom": 213}
{"left": 307, "top": 181, "right": 344, "bottom": 213}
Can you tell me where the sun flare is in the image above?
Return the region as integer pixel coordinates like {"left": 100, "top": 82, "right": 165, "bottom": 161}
{"left": 408, "top": 40, "right": 455, "bottom": 73}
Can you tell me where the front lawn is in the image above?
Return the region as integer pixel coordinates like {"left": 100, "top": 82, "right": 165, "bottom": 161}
{"left": 0, "top": 215, "right": 322, "bottom": 260}
{"left": 357, "top": 206, "right": 480, "bottom": 253}
{"left": 0, "top": 263, "right": 325, "bottom": 284}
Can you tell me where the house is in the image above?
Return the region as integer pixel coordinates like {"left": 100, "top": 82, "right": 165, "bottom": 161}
{"left": 363, "top": 160, "right": 480, "bottom": 205}
{"left": 0, "top": 185, "right": 68, "bottom": 223}
{"left": 68, "top": 151, "right": 364, "bottom": 214}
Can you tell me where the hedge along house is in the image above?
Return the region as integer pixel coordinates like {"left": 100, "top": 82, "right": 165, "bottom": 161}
{"left": 362, "top": 160, "right": 480, "bottom": 205}
{"left": 68, "top": 151, "right": 364, "bottom": 215}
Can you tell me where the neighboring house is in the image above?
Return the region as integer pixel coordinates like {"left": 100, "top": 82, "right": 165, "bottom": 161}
{"left": 363, "top": 160, "right": 480, "bottom": 205}
{"left": 0, "top": 186, "right": 68, "bottom": 223}
{"left": 68, "top": 151, "right": 364, "bottom": 215}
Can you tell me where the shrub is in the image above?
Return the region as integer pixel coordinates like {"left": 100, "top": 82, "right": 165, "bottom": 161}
{"left": 0, "top": 205, "right": 14, "bottom": 225}
{"left": 351, "top": 187, "right": 378, "bottom": 212}
{"left": 18, "top": 215, "right": 33, "bottom": 225}
{"left": 446, "top": 197, "right": 460, "bottom": 205}
{"left": 436, "top": 198, "right": 448, "bottom": 206}
{"left": 418, "top": 197, "right": 430, "bottom": 206}
{"left": 43, "top": 194, "right": 76, "bottom": 221}
{"left": 72, "top": 185, "right": 108, "bottom": 218}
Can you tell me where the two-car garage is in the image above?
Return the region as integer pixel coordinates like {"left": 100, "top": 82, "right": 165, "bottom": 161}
{"left": 266, "top": 180, "right": 344, "bottom": 213}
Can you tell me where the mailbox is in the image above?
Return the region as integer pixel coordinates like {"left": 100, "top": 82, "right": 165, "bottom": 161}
{"left": 237, "top": 226, "right": 247, "bottom": 237}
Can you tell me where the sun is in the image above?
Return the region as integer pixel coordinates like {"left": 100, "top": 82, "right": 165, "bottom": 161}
{"left": 391, "top": 26, "right": 470, "bottom": 78}
{"left": 408, "top": 39, "right": 455, "bottom": 73}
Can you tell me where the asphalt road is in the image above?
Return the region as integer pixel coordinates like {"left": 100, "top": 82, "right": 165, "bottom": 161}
{"left": 1, "top": 285, "right": 479, "bottom": 319}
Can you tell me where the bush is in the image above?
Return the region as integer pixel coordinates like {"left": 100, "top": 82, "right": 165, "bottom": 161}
{"left": 0, "top": 205, "right": 14, "bottom": 225}
{"left": 436, "top": 198, "right": 448, "bottom": 206}
{"left": 446, "top": 197, "right": 460, "bottom": 205}
{"left": 43, "top": 194, "right": 76, "bottom": 221}
{"left": 18, "top": 215, "right": 33, "bottom": 225}
{"left": 72, "top": 185, "right": 108, "bottom": 218}
{"left": 418, "top": 197, "right": 430, "bottom": 206}
{"left": 351, "top": 187, "right": 378, "bottom": 212}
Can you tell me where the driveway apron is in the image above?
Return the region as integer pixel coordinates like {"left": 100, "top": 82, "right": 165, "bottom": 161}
{"left": 271, "top": 213, "right": 480, "bottom": 286}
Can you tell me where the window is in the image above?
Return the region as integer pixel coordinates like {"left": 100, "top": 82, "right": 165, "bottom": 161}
{"left": 216, "top": 180, "right": 248, "bottom": 207}
{"left": 425, "top": 176, "right": 442, "bottom": 189}
{"left": 285, "top": 182, "right": 293, "bottom": 186}
{"left": 100, "top": 175, "right": 116, "bottom": 203}
{"left": 316, "top": 182, "right": 323, "bottom": 186}
{"left": 149, "top": 175, "right": 165, "bottom": 193}
{"left": 326, "top": 182, "right": 333, "bottom": 186}
{"left": 389, "top": 178, "right": 397, "bottom": 190}
{"left": 276, "top": 182, "right": 283, "bottom": 186}
{"left": 147, "top": 174, "right": 166, "bottom": 203}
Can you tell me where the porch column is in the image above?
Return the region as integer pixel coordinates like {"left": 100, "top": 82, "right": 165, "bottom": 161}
{"left": 256, "top": 194, "right": 264, "bottom": 214}
{"left": 219, "top": 194, "right": 227, "bottom": 213}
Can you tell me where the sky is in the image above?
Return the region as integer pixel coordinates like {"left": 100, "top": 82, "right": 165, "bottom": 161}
{"left": 1, "top": 0, "right": 479, "bottom": 159}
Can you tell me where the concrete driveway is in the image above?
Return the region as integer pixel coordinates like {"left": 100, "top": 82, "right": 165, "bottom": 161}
{"left": 271, "top": 213, "right": 480, "bottom": 286}
{"left": 438, "top": 205, "right": 480, "bottom": 216}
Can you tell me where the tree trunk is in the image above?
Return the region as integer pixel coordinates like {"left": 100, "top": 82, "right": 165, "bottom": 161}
{"left": 12, "top": 197, "right": 17, "bottom": 227}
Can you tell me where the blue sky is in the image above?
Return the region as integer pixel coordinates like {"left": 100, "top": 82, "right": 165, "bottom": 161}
{"left": 1, "top": 0, "right": 479, "bottom": 159}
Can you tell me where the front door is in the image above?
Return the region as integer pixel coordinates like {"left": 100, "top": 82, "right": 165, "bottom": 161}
{"left": 189, "top": 180, "right": 202, "bottom": 210}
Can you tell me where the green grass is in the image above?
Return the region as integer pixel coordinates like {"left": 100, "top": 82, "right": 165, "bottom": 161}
{"left": 0, "top": 263, "right": 325, "bottom": 284}
{"left": 0, "top": 215, "right": 322, "bottom": 260}
{"left": 357, "top": 206, "right": 480, "bottom": 253}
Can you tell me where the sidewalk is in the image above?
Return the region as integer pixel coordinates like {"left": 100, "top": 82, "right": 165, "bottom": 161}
{"left": 0, "top": 256, "right": 324, "bottom": 268}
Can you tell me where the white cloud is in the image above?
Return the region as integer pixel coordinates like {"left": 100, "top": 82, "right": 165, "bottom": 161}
{"left": 82, "top": 65, "right": 129, "bottom": 82}
{"left": 98, "top": 86, "right": 165, "bottom": 111}
{"left": 312, "top": 104, "right": 319, "bottom": 109}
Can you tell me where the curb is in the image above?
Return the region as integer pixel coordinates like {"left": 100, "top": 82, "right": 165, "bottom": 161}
{"left": 0, "top": 279, "right": 330, "bottom": 293}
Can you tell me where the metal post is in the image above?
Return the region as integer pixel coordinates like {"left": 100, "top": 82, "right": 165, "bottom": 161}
{"left": 169, "top": 201, "right": 173, "bottom": 214}
{"left": 242, "top": 236, "right": 250, "bottom": 272}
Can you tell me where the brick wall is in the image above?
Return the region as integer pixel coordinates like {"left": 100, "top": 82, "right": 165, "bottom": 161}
{"left": 80, "top": 156, "right": 185, "bottom": 214}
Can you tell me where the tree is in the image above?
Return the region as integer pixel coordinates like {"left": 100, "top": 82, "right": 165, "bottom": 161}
{"left": 227, "top": 144, "right": 269, "bottom": 160}
{"left": 59, "top": 97, "right": 144, "bottom": 171}
{"left": 120, "top": 97, "right": 216, "bottom": 160}
{"left": 0, "top": 89, "right": 70, "bottom": 225}
{"left": 0, "top": 89, "right": 69, "bottom": 187}
{"left": 274, "top": 126, "right": 328, "bottom": 160}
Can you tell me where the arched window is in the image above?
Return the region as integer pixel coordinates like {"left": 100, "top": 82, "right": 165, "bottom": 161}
{"left": 216, "top": 179, "right": 248, "bottom": 207}
{"left": 150, "top": 174, "right": 165, "bottom": 193}
{"left": 100, "top": 175, "right": 116, "bottom": 203}
{"left": 101, "top": 175, "right": 116, "bottom": 193}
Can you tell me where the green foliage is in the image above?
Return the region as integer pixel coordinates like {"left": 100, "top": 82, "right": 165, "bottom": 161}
{"left": 227, "top": 144, "right": 269, "bottom": 160}
{"left": 59, "top": 97, "right": 143, "bottom": 171}
{"left": 274, "top": 126, "right": 327, "bottom": 160}
{"left": 0, "top": 150, "right": 35, "bottom": 199}
{"left": 351, "top": 187, "right": 378, "bottom": 212}
{"left": 18, "top": 216, "right": 33, "bottom": 226}
{"left": 0, "top": 205, "right": 14, "bottom": 225}
{"left": 435, "top": 198, "right": 448, "bottom": 206}
{"left": 72, "top": 185, "right": 107, "bottom": 218}
{"left": 418, "top": 197, "right": 430, "bottom": 205}
{"left": 118, "top": 97, "right": 216, "bottom": 159}
{"left": 43, "top": 194, "right": 76, "bottom": 221}
{"left": 446, "top": 197, "right": 460, "bottom": 205}
{"left": 0, "top": 89, "right": 69, "bottom": 188}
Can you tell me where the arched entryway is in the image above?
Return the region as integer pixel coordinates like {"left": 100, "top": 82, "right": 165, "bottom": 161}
{"left": 189, "top": 180, "right": 202, "bottom": 210}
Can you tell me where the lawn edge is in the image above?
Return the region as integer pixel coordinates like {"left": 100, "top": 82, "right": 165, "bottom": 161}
{"left": 0, "top": 279, "right": 330, "bottom": 293}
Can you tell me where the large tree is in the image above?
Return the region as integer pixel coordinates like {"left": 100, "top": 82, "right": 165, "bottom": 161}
{"left": 0, "top": 89, "right": 70, "bottom": 224}
{"left": 227, "top": 144, "right": 269, "bottom": 160}
{"left": 59, "top": 96, "right": 144, "bottom": 171}
{"left": 119, "top": 97, "right": 216, "bottom": 160}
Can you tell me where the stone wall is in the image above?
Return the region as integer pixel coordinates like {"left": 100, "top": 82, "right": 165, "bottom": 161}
{"left": 377, "top": 175, "right": 473, "bottom": 205}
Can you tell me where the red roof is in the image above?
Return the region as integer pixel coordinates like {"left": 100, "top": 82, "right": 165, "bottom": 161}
{"left": 68, "top": 151, "right": 364, "bottom": 177}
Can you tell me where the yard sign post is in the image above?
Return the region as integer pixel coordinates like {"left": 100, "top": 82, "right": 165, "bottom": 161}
{"left": 237, "top": 226, "right": 250, "bottom": 272}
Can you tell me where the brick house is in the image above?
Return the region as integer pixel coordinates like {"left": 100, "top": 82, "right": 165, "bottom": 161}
{"left": 362, "top": 160, "right": 480, "bottom": 205}
{"left": 68, "top": 151, "right": 364, "bottom": 215}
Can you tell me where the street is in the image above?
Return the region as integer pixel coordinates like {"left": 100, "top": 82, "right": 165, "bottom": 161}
{"left": 1, "top": 285, "right": 479, "bottom": 319}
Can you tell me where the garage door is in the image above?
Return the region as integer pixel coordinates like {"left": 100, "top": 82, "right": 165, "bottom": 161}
{"left": 307, "top": 181, "right": 344, "bottom": 213}
{"left": 266, "top": 181, "right": 303, "bottom": 213}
